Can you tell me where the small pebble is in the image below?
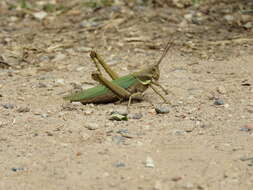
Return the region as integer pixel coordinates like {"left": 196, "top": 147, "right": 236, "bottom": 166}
{"left": 80, "top": 20, "right": 100, "bottom": 28}
{"left": 184, "top": 13, "right": 193, "bottom": 22}
{"left": 55, "top": 79, "right": 65, "bottom": 85}
{"left": 71, "top": 102, "right": 83, "bottom": 106}
{"left": 246, "top": 108, "right": 253, "bottom": 114}
{"left": 33, "top": 11, "right": 47, "bottom": 20}
{"left": 110, "top": 108, "right": 128, "bottom": 116}
{"left": 145, "top": 156, "right": 155, "bottom": 168}
{"left": 217, "top": 86, "right": 226, "bottom": 94}
{"left": 38, "top": 82, "right": 47, "bottom": 88}
{"left": 114, "top": 162, "right": 126, "bottom": 168}
{"left": 171, "top": 176, "right": 182, "bottom": 182}
{"left": 61, "top": 103, "right": 78, "bottom": 111}
{"left": 112, "top": 136, "right": 126, "bottom": 145}
{"left": 224, "top": 15, "right": 234, "bottom": 23}
{"left": 2, "top": 103, "right": 14, "bottom": 109}
{"left": 239, "top": 127, "right": 251, "bottom": 132}
{"left": 240, "top": 157, "right": 253, "bottom": 162}
{"left": 41, "top": 113, "right": 49, "bottom": 118}
{"left": 155, "top": 105, "right": 170, "bottom": 114}
{"left": 128, "top": 113, "right": 143, "bottom": 119}
{"left": 16, "top": 107, "right": 30, "bottom": 113}
{"left": 117, "top": 129, "right": 136, "bottom": 138}
{"left": 109, "top": 113, "right": 128, "bottom": 121}
{"left": 244, "top": 22, "right": 252, "bottom": 29}
{"left": 172, "top": 129, "right": 186, "bottom": 135}
{"left": 11, "top": 167, "right": 24, "bottom": 172}
{"left": 83, "top": 110, "right": 93, "bottom": 115}
{"left": 85, "top": 123, "right": 100, "bottom": 130}
{"left": 52, "top": 53, "right": 66, "bottom": 62}
{"left": 182, "top": 183, "right": 194, "bottom": 189}
{"left": 214, "top": 99, "right": 224, "bottom": 105}
{"left": 76, "top": 47, "right": 92, "bottom": 52}
{"left": 46, "top": 131, "right": 53, "bottom": 136}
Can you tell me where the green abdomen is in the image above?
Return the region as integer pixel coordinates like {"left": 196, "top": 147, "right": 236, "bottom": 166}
{"left": 63, "top": 75, "right": 139, "bottom": 104}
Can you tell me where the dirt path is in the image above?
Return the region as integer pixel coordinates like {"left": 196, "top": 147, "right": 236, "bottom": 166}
{"left": 0, "top": 1, "right": 253, "bottom": 190}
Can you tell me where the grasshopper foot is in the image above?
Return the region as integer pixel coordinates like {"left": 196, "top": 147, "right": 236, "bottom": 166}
{"left": 90, "top": 51, "right": 97, "bottom": 59}
{"left": 91, "top": 71, "right": 101, "bottom": 82}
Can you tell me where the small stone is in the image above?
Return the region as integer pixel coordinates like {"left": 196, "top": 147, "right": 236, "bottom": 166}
{"left": 244, "top": 22, "right": 252, "bottom": 29}
{"left": 214, "top": 99, "right": 224, "bottom": 105}
{"left": 39, "top": 55, "right": 50, "bottom": 62}
{"left": 41, "top": 113, "right": 49, "bottom": 118}
{"left": 76, "top": 47, "right": 92, "bottom": 52}
{"left": 217, "top": 86, "right": 226, "bottom": 94}
{"left": 2, "top": 103, "right": 14, "bottom": 109}
{"left": 38, "top": 82, "right": 47, "bottom": 88}
{"left": 76, "top": 152, "right": 82, "bottom": 156}
{"left": 46, "top": 131, "right": 53, "bottom": 136}
{"left": 16, "top": 107, "right": 30, "bottom": 113}
{"left": 145, "top": 156, "right": 155, "bottom": 168}
{"left": 84, "top": 110, "right": 93, "bottom": 115}
{"left": 76, "top": 67, "right": 85, "bottom": 71}
{"left": 33, "top": 11, "right": 48, "bottom": 20}
{"left": 112, "top": 136, "right": 126, "bottom": 145}
{"left": 11, "top": 167, "right": 24, "bottom": 172}
{"left": 172, "top": 129, "right": 186, "bottom": 135}
{"left": 110, "top": 108, "right": 128, "bottom": 116}
{"left": 239, "top": 127, "right": 251, "bottom": 132}
{"left": 80, "top": 20, "right": 100, "bottom": 28}
{"left": 246, "top": 108, "right": 253, "bottom": 113}
{"left": 224, "top": 15, "right": 234, "bottom": 23}
{"left": 128, "top": 113, "right": 143, "bottom": 119}
{"left": 109, "top": 113, "right": 128, "bottom": 121}
{"left": 155, "top": 105, "right": 170, "bottom": 114}
{"left": 52, "top": 53, "right": 66, "bottom": 62}
{"left": 114, "top": 162, "right": 126, "bottom": 168}
{"left": 184, "top": 13, "right": 193, "bottom": 22}
{"left": 71, "top": 102, "right": 83, "bottom": 106}
{"left": 85, "top": 123, "right": 100, "bottom": 130}
{"left": 55, "top": 79, "right": 65, "bottom": 85}
{"left": 240, "top": 157, "right": 253, "bottom": 162}
{"left": 200, "top": 123, "right": 212, "bottom": 128}
{"left": 182, "top": 183, "right": 194, "bottom": 189}
{"left": 171, "top": 176, "right": 182, "bottom": 182}
{"left": 61, "top": 103, "right": 78, "bottom": 111}
{"left": 117, "top": 129, "right": 136, "bottom": 138}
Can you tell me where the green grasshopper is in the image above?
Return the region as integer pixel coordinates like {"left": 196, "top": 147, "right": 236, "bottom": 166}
{"left": 63, "top": 41, "right": 172, "bottom": 105}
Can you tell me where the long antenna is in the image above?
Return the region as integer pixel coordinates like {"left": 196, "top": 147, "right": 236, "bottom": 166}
{"left": 156, "top": 36, "right": 174, "bottom": 66}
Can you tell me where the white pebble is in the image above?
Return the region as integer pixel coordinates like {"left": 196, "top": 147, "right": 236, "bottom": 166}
{"left": 145, "top": 156, "right": 155, "bottom": 168}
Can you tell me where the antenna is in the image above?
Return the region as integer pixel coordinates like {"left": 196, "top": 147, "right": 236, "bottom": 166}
{"left": 156, "top": 36, "right": 174, "bottom": 66}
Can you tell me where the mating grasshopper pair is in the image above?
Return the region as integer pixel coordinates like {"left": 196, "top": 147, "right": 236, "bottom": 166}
{"left": 63, "top": 41, "right": 172, "bottom": 106}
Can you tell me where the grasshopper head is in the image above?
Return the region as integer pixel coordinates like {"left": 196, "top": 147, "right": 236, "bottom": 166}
{"left": 133, "top": 64, "right": 160, "bottom": 81}
{"left": 134, "top": 39, "right": 173, "bottom": 82}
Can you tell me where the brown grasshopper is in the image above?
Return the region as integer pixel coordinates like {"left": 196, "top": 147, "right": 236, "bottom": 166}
{"left": 64, "top": 41, "right": 172, "bottom": 106}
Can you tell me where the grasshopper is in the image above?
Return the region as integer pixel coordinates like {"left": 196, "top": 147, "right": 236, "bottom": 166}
{"left": 63, "top": 41, "right": 172, "bottom": 106}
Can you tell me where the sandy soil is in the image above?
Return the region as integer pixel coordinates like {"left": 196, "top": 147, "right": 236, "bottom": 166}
{"left": 0, "top": 0, "right": 253, "bottom": 189}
